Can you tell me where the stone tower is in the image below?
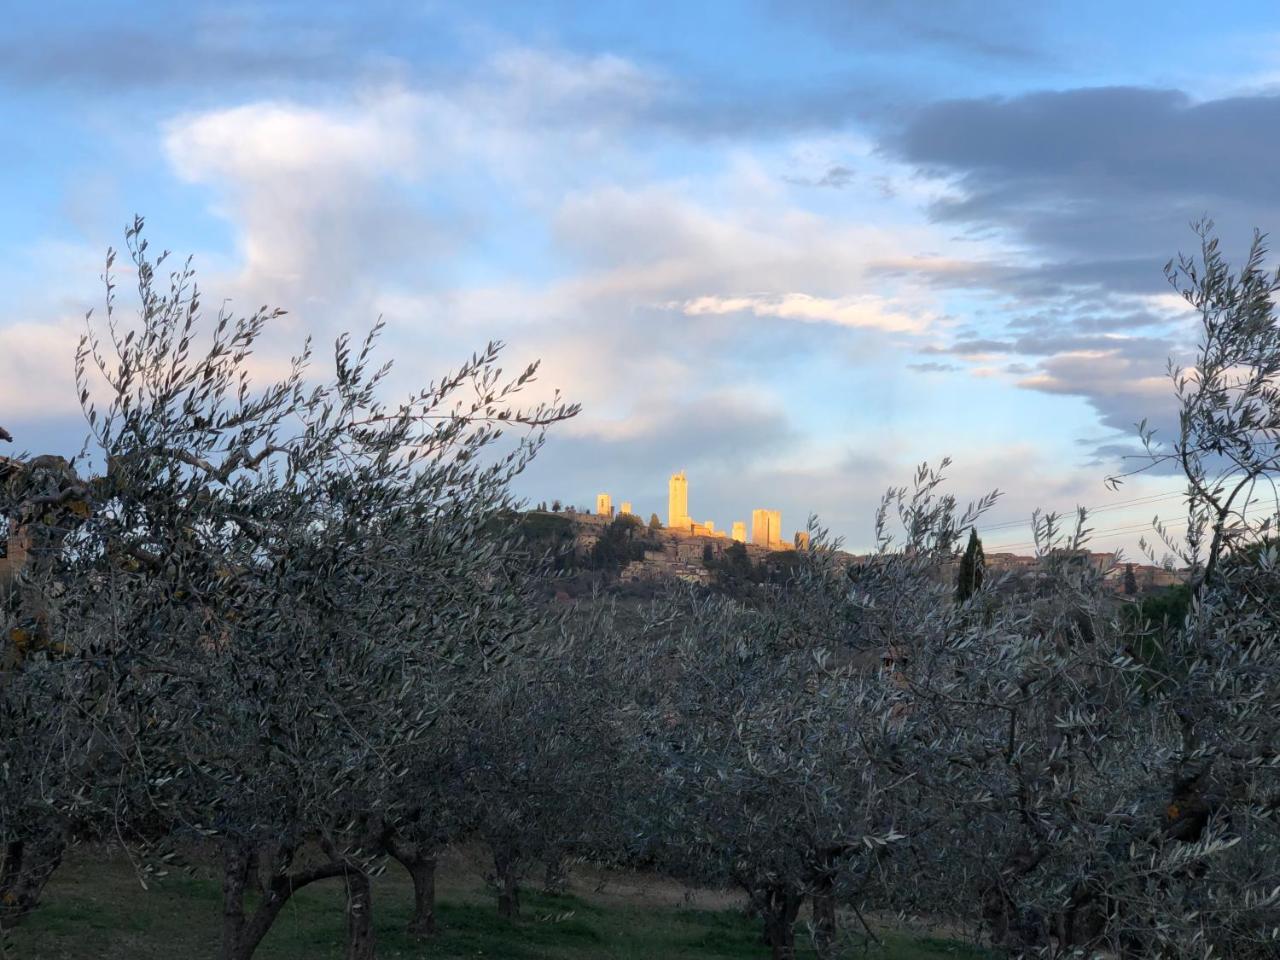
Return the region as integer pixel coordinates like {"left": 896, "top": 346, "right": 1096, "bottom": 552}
{"left": 668, "top": 471, "right": 690, "bottom": 530}
{"left": 595, "top": 493, "right": 613, "bottom": 517}
{"left": 731, "top": 521, "right": 746, "bottom": 543}
{"left": 767, "top": 510, "right": 782, "bottom": 548}
{"left": 620, "top": 501, "right": 633, "bottom": 515}
{"left": 751, "top": 508, "right": 782, "bottom": 549}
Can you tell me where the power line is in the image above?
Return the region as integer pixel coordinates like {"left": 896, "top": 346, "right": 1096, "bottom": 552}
{"left": 987, "top": 517, "right": 1189, "bottom": 554}
{"left": 977, "top": 490, "right": 1187, "bottom": 534}
{"left": 985, "top": 501, "right": 1277, "bottom": 554}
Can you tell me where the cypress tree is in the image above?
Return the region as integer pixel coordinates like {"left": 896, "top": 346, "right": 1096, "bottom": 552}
{"left": 956, "top": 528, "right": 986, "bottom": 603}
{"left": 1123, "top": 562, "right": 1138, "bottom": 596}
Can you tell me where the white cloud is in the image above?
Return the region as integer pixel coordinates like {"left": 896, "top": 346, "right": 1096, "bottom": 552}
{"left": 1018, "top": 349, "right": 1169, "bottom": 400}
{"left": 165, "top": 95, "right": 423, "bottom": 182}
{"left": 677, "top": 292, "right": 932, "bottom": 333}
{"left": 0, "top": 320, "right": 84, "bottom": 418}
{"left": 163, "top": 89, "right": 438, "bottom": 313}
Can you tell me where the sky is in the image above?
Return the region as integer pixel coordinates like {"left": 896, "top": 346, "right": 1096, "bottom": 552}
{"left": 4, "top": 1, "right": 1280, "bottom": 558}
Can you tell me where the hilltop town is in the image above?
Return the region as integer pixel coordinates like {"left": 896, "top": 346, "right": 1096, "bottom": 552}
{"left": 534, "top": 470, "right": 1183, "bottom": 595}
{"left": 590, "top": 470, "right": 809, "bottom": 551}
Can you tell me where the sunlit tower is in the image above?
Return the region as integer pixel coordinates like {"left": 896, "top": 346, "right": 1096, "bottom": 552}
{"left": 751, "top": 508, "right": 782, "bottom": 549}
{"left": 668, "top": 471, "right": 690, "bottom": 530}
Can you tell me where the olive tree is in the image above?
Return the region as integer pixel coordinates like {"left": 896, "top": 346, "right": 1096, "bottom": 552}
{"left": 449, "top": 600, "right": 642, "bottom": 920}
{"left": 883, "top": 228, "right": 1280, "bottom": 958}
{"left": 636, "top": 531, "right": 930, "bottom": 960}
{"left": 43, "top": 218, "right": 574, "bottom": 960}
{"left": 0, "top": 449, "right": 101, "bottom": 928}
{"left": 1116, "top": 221, "right": 1280, "bottom": 595}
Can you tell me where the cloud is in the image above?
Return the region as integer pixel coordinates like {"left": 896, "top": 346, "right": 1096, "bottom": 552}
{"left": 776, "top": 0, "right": 1047, "bottom": 65}
{"left": 886, "top": 86, "right": 1280, "bottom": 279}
{"left": 1018, "top": 349, "right": 1172, "bottom": 433}
{"left": 482, "top": 47, "right": 659, "bottom": 124}
{"left": 162, "top": 89, "right": 460, "bottom": 320}
{"left": 0, "top": 9, "right": 393, "bottom": 93}
{"left": 0, "top": 320, "right": 83, "bottom": 419}
{"left": 783, "top": 164, "right": 855, "bottom": 189}
{"left": 677, "top": 292, "right": 931, "bottom": 333}
{"left": 10, "top": 38, "right": 1160, "bottom": 555}
{"left": 867, "top": 84, "right": 1279, "bottom": 460}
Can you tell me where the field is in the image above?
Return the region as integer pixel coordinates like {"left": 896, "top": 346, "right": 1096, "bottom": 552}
{"left": 7, "top": 847, "right": 987, "bottom": 959}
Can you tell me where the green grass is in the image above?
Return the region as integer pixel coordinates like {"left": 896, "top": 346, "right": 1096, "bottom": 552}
{"left": 4, "top": 850, "right": 987, "bottom": 959}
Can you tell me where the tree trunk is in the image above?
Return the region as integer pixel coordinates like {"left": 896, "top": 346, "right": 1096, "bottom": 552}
{"left": 220, "top": 843, "right": 252, "bottom": 960}
{"left": 759, "top": 884, "right": 803, "bottom": 960}
{"left": 0, "top": 827, "right": 66, "bottom": 929}
{"left": 811, "top": 879, "right": 837, "bottom": 957}
{"left": 543, "top": 852, "right": 568, "bottom": 894}
{"left": 344, "top": 870, "right": 375, "bottom": 960}
{"left": 390, "top": 845, "right": 438, "bottom": 938}
{"left": 494, "top": 847, "right": 521, "bottom": 919}
{"left": 219, "top": 843, "right": 349, "bottom": 960}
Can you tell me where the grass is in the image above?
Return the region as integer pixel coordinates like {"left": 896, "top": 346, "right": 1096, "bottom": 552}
{"left": 5, "top": 848, "right": 989, "bottom": 959}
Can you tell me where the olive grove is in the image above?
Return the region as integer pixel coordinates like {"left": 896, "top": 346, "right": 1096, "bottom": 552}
{"left": 5, "top": 221, "right": 1280, "bottom": 960}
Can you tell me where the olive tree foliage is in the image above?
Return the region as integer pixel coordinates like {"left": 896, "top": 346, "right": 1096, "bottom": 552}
{"left": 0, "top": 451, "right": 98, "bottom": 931}
{"left": 881, "top": 230, "right": 1280, "bottom": 958}
{"left": 874, "top": 522, "right": 1280, "bottom": 958}
{"left": 901, "top": 519, "right": 1280, "bottom": 959}
{"left": 455, "top": 600, "right": 641, "bottom": 920}
{"left": 889, "top": 516, "right": 1165, "bottom": 954}
{"left": 634, "top": 521, "right": 950, "bottom": 960}
{"left": 1114, "top": 221, "right": 1280, "bottom": 595}
{"left": 6, "top": 219, "right": 575, "bottom": 959}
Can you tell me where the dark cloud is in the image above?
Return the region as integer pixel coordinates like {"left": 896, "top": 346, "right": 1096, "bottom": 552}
{"left": 869, "top": 83, "right": 1280, "bottom": 462}
{"left": 773, "top": 0, "right": 1046, "bottom": 65}
{"left": 922, "top": 337, "right": 1012, "bottom": 356}
{"left": 784, "top": 164, "right": 855, "bottom": 189}
{"left": 886, "top": 86, "right": 1280, "bottom": 284}
{"left": 0, "top": 7, "right": 421, "bottom": 94}
{"left": 924, "top": 331, "right": 1180, "bottom": 361}
{"left": 0, "top": 33, "right": 335, "bottom": 92}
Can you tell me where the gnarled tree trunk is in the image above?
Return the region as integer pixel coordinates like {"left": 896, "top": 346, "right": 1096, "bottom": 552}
{"left": 219, "top": 841, "right": 351, "bottom": 960}
{"left": 344, "top": 869, "right": 375, "bottom": 960}
{"left": 811, "top": 877, "right": 837, "bottom": 957}
{"left": 493, "top": 845, "right": 521, "bottom": 919}
{"left": 0, "top": 825, "right": 67, "bottom": 929}
{"left": 388, "top": 838, "right": 437, "bottom": 938}
{"left": 543, "top": 851, "right": 568, "bottom": 894}
{"left": 755, "top": 883, "right": 803, "bottom": 960}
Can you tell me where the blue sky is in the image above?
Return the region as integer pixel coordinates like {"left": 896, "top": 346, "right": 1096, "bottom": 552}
{"left": 5, "top": 2, "right": 1280, "bottom": 557}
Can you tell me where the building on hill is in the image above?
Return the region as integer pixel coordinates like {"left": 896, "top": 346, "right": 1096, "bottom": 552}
{"left": 794, "top": 531, "right": 810, "bottom": 550}
{"left": 620, "top": 501, "right": 632, "bottom": 515}
{"left": 731, "top": 521, "right": 746, "bottom": 543}
{"left": 595, "top": 492, "right": 613, "bottom": 517}
{"left": 751, "top": 508, "right": 783, "bottom": 549}
{"left": 668, "top": 470, "right": 691, "bottom": 531}
{"left": 691, "top": 520, "right": 727, "bottom": 538}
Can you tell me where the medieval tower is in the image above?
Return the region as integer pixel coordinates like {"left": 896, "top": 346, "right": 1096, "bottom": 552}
{"left": 668, "top": 471, "right": 690, "bottom": 530}
{"left": 751, "top": 508, "right": 783, "bottom": 549}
